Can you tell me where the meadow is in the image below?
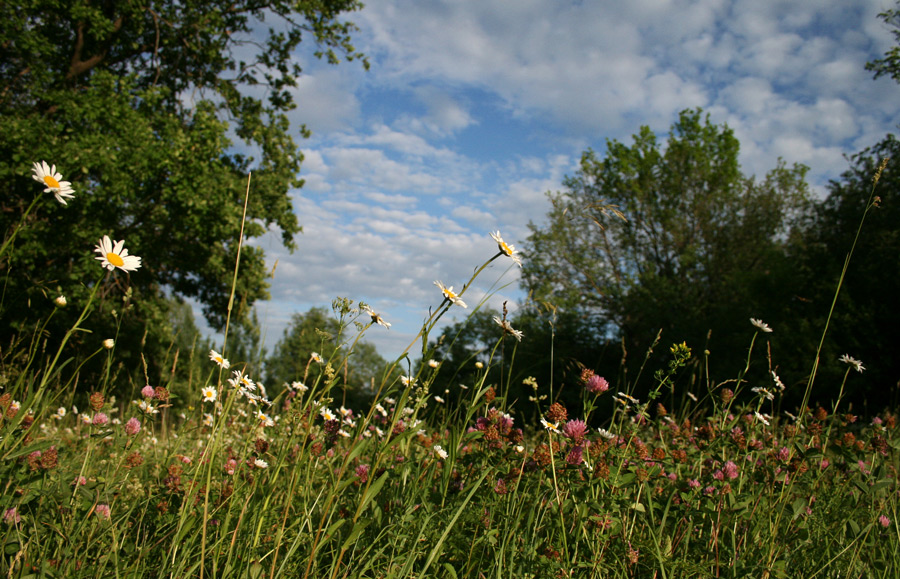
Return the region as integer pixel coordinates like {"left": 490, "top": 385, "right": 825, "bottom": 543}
{"left": 1, "top": 162, "right": 898, "bottom": 578}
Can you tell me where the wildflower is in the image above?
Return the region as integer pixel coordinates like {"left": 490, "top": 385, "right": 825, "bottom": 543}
{"left": 320, "top": 407, "right": 336, "bottom": 422}
{"left": 103, "top": 339, "right": 115, "bottom": 349}
{"left": 291, "top": 381, "right": 308, "bottom": 392}
{"left": 617, "top": 392, "right": 639, "bottom": 405}
{"left": 4, "top": 507, "right": 21, "bottom": 525}
{"left": 256, "top": 410, "right": 274, "bottom": 427}
{"left": 209, "top": 349, "right": 230, "bottom": 369}
{"left": 597, "top": 428, "right": 615, "bottom": 440}
{"left": 94, "top": 235, "right": 141, "bottom": 272}
{"left": 879, "top": 515, "right": 891, "bottom": 528}
{"left": 751, "top": 386, "right": 775, "bottom": 401}
{"left": 135, "top": 399, "right": 159, "bottom": 415}
{"left": 563, "top": 419, "right": 589, "bottom": 445}
{"left": 771, "top": 371, "right": 785, "bottom": 391}
{"left": 540, "top": 418, "right": 560, "bottom": 433}
{"left": 475, "top": 361, "right": 484, "bottom": 369}
{"left": 400, "top": 375, "right": 415, "bottom": 387}
{"left": 493, "top": 316, "right": 524, "bottom": 341}
{"left": 566, "top": 445, "right": 584, "bottom": 466}
{"left": 72, "top": 476, "right": 87, "bottom": 486}
{"left": 124, "top": 417, "right": 141, "bottom": 436}
{"left": 94, "top": 504, "right": 111, "bottom": 520}
{"left": 141, "top": 385, "right": 156, "bottom": 398}
{"left": 32, "top": 161, "right": 75, "bottom": 205}
{"left": 428, "top": 359, "right": 439, "bottom": 368}
{"left": 723, "top": 461, "right": 739, "bottom": 480}
{"left": 750, "top": 318, "right": 773, "bottom": 333}
{"left": 356, "top": 464, "right": 370, "bottom": 483}
{"left": 434, "top": 396, "right": 445, "bottom": 404}
{"left": 92, "top": 413, "right": 109, "bottom": 426}
{"left": 310, "top": 352, "right": 324, "bottom": 364}
{"left": 434, "top": 445, "right": 448, "bottom": 459}
{"left": 361, "top": 304, "right": 391, "bottom": 329}
{"left": 489, "top": 231, "right": 523, "bottom": 266}
{"left": 586, "top": 375, "right": 609, "bottom": 394}
{"left": 201, "top": 386, "right": 217, "bottom": 403}
{"left": 434, "top": 281, "right": 467, "bottom": 308}
{"left": 54, "top": 295, "right": 67, "bottom": 307}
{"left": 839, "top": 354, "right": 865, "bottom": 373}
{"left": 54, "top": 407, "right": 66, "bottom": 420}
{"left": 754, "top": 411, "right": 770, "bottom": 426}
{"left": 254, "top": 458, "right": 268, "bottom": 469}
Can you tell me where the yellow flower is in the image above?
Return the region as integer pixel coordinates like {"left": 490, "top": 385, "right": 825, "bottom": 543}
{"left": 31, "top": 161, "right": 75, "bottom": 205}
{"left": 94, "top": 235, "right": 142, "bottom": 272}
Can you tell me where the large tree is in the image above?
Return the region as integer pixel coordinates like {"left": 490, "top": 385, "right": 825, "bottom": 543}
{"left": 0, "top": 0, "right": 366, "bottom": 382}
{"left": 522, "top": 109, "right": 811, "bottom": 383}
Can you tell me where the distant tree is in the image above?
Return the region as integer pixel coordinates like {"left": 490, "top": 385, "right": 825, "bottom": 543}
{"left": 0, "top": 0, "right": 367, "bottom": 386}
{"left": 522, "top": 109, "right": 811, "bottom": 386}
{"left": 265, "top": 306, "right": 392, "bottom": 409}
{"left": 866, "top": 2, "right": 900, "bottom": 84}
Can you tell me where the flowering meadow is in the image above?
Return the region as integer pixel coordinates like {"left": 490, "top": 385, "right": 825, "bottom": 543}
{"left": 1, "top": 162, "right": 899, "bottom": 578}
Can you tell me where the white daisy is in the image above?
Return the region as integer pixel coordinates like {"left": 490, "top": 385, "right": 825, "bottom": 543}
{"left": 361, "top": 304, "right": 391, "bottom": 329}
{"left": 94, "top": 235, "right": 141, "bottom": 272}
{"left": 208, "top": 350, "right": 230, "bottom": 369}
{"left": 320, "top": 407, "right": 336, "bottom": 422}
{"left": 839, "top": 354, "right": 865, "bottom": 373}
{"left": 489, "top": 231, "right": 523, "bottom": 266}
{"left": 434, "top": 445, "right": 448, "bottom": 459}
{"left": 434, "top": 281, "right": 467, "bottom": 308}
{"left": 32, "top": 161, "right": 75, "bottom": 205}
{"left": 541, "top": 418, "right": 560, "bottom": 433}
{"left": 750, "top": 318, "right": 773, "bottom": 333}
{"left": 311, "top": 352, "right": 324, "bottom": 364}
{"left": 201, "top": 386, "right": 217, "bottom": 403}
{"left": 493, "top": 316, "right": 524, "bottom": 342}
{"left": 254, "top": 458, "right": 268, "bottom": 469}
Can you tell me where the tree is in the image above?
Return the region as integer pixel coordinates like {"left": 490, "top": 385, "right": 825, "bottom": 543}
{"left": 265, "top": 306, "right": 393, "bottom": 409}
{"left": 522, "top": 109, "right": 811, "bottom": 384}
{"left": 0, "top": 0, "right": 367, "bottom": 384}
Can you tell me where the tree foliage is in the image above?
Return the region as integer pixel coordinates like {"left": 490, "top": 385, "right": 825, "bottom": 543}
{"left": 0, "top": 0, "right": 366, "bottom": 384}
{"left": 522, "top": 109, "right": 811, "bottom": 382}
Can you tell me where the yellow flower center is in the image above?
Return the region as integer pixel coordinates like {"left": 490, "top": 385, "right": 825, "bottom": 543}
{"left": 106, "top": 252, "right": 125, "bottom": 267}
{"left": 43, "top": 175, "right": 60, "bottom": 189}
{"left": 500, "top": 242, "right": 513, "bottom": 255}
{"left": 445, "top": 289, "right": 458, "bottom": 299}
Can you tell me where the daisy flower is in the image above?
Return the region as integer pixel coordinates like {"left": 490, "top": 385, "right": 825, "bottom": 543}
{"left": 208, "top": 350, "right": 230, "bottom": 369}
{"left": 750, "top": 318, "right": 773, "bottom": 333}
{"left": 32, "top": 161, "right": 75, "bottom": 205}
{"left": 290, "top": 381, "right": 308, "bottom": 392}
{"left": 541, "top": 418, "right": 560, "bottom": 433}
{"left": 361, "top": 304, "right": 391, "bottom": 329}
{"left": 434, "top": 281, "right": 467, "bottom": 308}
{"left": 201, "top": 386, "right": 217, "bottom": 403}
{"left": 254, "top": 458, "right": 268, "bottom": 469}
{"left": 94, "top": 236, "right": 142, "bottom": 272}
{"left": 489, "top": 231, "right": 522, "bottom": 266}
{"left": 839, "top": 354, "right": 865, "bottom": 373}
{"left": 493, "top": 316, "right": 524, "bottom": 341}
{"left": 320, "top": 407, "right": 336, "bottom": 422}
{"left": 311, "top": 352, "right": 324, "bottom": 364}
{"left": 434, "top": 445, "right": 449, "bottom": 459}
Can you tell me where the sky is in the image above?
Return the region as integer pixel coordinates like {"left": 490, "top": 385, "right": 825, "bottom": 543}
{"left": 199, "top": 0, "right": 900, "bottom": 364}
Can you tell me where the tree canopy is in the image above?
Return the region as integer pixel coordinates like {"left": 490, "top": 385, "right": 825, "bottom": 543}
{"left": 0, "top": 0, "right": 367, "bottom": 383}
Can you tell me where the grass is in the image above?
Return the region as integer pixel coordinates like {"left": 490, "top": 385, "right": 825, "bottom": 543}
{"left": 0, "top": 162, "right": 898, "bottom": 578}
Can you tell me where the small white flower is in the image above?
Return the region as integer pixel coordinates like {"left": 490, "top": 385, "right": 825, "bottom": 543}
{"left": 597, "top": 428, "right": 616, "bottom": 440}
{"left": 839, "top": 354, "right": 865, "bottom": 373}
{"left": 754, "top": 411, "right": 770, "bottom": 426}
{"left": 311, "top": 352, "right": 324, "bottom": 364}
{"left": 771, "top": 371, "right": 785, "bottom": 391}
{"left": 290, "top": 381, "right": 308, "bottom": 392}
{"left": 400, "top": 376, "right": 416, "bottom": 387}
{"left": 493, "top": 316, "right": 524, "bottom": 342}
{"left": 751, "top": 386, "right": 775, "bottom": 401}
{"left": 489, "top": 231, "right": 523, "bottom": 267}
{"left": 475, "top": 362, "right": 484, "bottom": 369}
{"left": 54, "top": 295, "right": 67, "bottom": 307}
{"left": 541, "top": 418, "right": 559, "bottom": 433}
{"left": 254, "top": 458, "right": 268, "bottom": 469}
{"left": 209, "top": 350, "right": 230, "bottom": 369}
{"left": 32, "top": 161, "right": 75, "bottom": 205}
{"left": 201, "top": 386, "right": 217, "bottom": 403}
{"left": 103, "top": 339, "right": 115, "bottom": 349}
{"left": 320, "top": 407, "right": 336, "bottom": 422}
{"left": 361, "top": 304, "right": 391, "bottom": 329}
{"left": 617, "top": 392, "right": 639, "bottom": 405}
{"left": 750, "top": 318, "right": 773, "bottom": 333}
{"left": 428, "top": 359, "right": 440, "bottom": 369}
{"left": 203, "top": 413, "right": 214, "bottom": 426}
{"left": 434, "top": 396, "right": 445, "bottom": 404}
{"left": 515, "top": 445, "right": 525, "bottom": 453}
{"left": 434, "top": 281, "right": 467, "bottom": 308}
{"left": 434, "top": 445, "right": 448, "bottom": 459}
{"left": 94, "top": 235, "right": 142, "bottom": 272}
{"left": 54, "top": 407, "right": 66, "bottom": 419}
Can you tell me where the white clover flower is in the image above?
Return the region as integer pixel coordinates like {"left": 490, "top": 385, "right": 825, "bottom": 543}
{"left": 839, "top": 354, "right": 865, "bottom": 373}
{"left": 32, "top": 161, "right": 75, "bottom": 205}
{"left": 489, "top": 231, "right": 522, "bottom": 267}
{"left": 434, "top": 281, "right": 467, "bottom": 308}
{"left": 750, "top": 318, "right": 773, "bottom": 333}
{"left": 94, "top": 235, "right": 141, "bottom": 272}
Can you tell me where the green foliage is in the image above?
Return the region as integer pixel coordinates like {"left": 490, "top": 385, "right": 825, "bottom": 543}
{"left": 522, "top": 108, "right": 811, "bottom": 387}
{"left": 0, "top": 0, "right": 367, "bottom": 389}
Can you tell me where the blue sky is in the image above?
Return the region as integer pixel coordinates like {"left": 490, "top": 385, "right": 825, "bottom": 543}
{"left": 201, "top": 0, "right": 900, "bottom": 363}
